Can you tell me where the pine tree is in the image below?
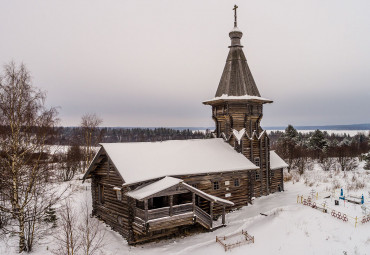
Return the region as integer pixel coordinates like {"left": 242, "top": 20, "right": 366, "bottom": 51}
{"left": 276, "top": 125, "right": 299, "bottom": 172}
{"left": 309, "top": 129, "right": 328, "bottom": 160}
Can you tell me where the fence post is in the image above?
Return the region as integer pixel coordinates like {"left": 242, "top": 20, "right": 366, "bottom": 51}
{"left": 297, "top": 195, "right": 299, "bottom": 203}
{"left": 355, "top": 216, "right": 357, "bottom": 228}
{"left": 301, "top": 195, "right": 303, "bottom": 203}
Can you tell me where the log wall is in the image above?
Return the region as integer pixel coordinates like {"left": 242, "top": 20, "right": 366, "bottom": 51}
{"left": 90, "top": 156, "right": 132, "bottom": 241}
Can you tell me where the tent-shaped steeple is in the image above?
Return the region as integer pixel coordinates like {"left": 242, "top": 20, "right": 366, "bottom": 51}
{"left": 215, "top": 26, "right": 261, "bottom": 97}
{"left": 203, "top": 5, "right": 272, "bottom": 105}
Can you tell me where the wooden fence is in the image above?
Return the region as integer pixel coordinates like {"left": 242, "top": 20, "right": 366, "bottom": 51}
{"left": 216, "top": 230, "right": 254, "bottom": 251}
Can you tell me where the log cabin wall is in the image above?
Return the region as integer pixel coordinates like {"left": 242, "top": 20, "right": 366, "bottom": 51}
{"left": 177, "top": 170, "right": 251, "bottom": 215}
{"left": 212, "top": 102, "right": 274, "bottom": 197}
{"left": 269, "top": 168, "right": 284, "bottom": 193}
{"left": 126, "top": 170, "right": 252, "bottom": 218}
{"left": 90, "top": 157, "right": 132, "bottom": 241}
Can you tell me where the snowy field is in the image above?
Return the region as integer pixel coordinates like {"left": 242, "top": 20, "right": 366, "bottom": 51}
{"left": 1, "top": 163, "right": 369, "bottom": 255}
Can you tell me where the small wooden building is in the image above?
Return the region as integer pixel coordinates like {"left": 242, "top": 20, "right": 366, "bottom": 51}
{"left": 83, "top": 7, "right": 287, "bottom": 244}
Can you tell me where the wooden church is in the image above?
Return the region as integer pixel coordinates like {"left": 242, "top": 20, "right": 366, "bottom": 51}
{"left": 83, "top": 6, "right": 287, "bottom": 245}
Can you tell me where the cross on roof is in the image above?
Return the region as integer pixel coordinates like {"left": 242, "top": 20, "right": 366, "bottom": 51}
{"left": 233, "top": 5, "right": 238, "bottom": 27}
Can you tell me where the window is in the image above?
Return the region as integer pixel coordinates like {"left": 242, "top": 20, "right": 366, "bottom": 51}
{"left": 116, "top": 190, "right": 122, "bottom": 201}
{"left": 98, "top": 184, "right": 104, "bottom": 204}
{"left": 271, "top": 170, "right": 274, "bottom": 177}
{"left": 255, "top": 157, "right": 260, "bottom": 167}
{"left": 256, "top": 171, "right": 260, "bottom": 181}
{"left": 234, "top": 178, "right": 240, "bottom": 187}
{"left": 117, "top": 216, "right": 123, "bottom": 226}
{"left": 213, "top": 181, "right": 219, "bottom": 190}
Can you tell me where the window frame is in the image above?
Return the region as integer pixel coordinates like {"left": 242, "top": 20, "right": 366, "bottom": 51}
{"left": 213, "top": 181, "right": 220, "bottom": 190}
{"left": 255, "top": 171, "right": 260, "bottom": 181}
{"left": 116, "top": 190, "right": 122, "bottom": 201}
{"left": 255, "top": 157, "right": 260, "bottom": 167}
{"left": 234, "top": 178, "right": 240, "bottom": 187}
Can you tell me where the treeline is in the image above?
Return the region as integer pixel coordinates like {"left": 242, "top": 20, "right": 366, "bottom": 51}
{"left": 52, "top": 127, "right": 209, "bottom": 146}
{"left": 271, "top": 125, "right": 370, "bottom": 174}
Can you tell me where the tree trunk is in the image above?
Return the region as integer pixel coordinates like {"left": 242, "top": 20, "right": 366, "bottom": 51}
{"left": 18, "top": 208, "right": 25, "bottom": 253}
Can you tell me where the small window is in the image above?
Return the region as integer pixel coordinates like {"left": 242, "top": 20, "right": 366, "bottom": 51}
{"left": 117, "top": 216, "right": 123, "bottom": 226}
{"left": 256, "top": 171, "right": 260, "bottom": 181}
{"left": 255, "top": 157, "right": 260, "bottom": 167}
{"left": 116, "top": 190, "right": 122, "bottom": 201}
{"left": 271, "top": 170, "right": 274, "bottom": 177}
{"left": 234, "top": 178, "right": 240, "bottom": 187}
{"left": 213, "top": 181, "right": 219, "bottom": 190}
{"left": 98, "top": 184, "right": 105, "bottom": 204}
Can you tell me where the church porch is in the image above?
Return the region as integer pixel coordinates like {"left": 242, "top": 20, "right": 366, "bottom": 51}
{"left": 126, "top": 177, "right": 234, "bottom": 236}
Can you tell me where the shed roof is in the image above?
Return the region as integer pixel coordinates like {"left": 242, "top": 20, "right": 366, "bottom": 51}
{"left": 270, "top": 150, "right": 288, "bottom": 170}
{"left": 99, "top": 138, "right": 259, "bottom": 185}
{"left": 126, "top": 176, "right": 182, "bottom": 200}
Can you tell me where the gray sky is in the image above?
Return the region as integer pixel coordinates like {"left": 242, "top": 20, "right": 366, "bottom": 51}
{"left": 1, "top": 0, "right": 369, "bottom": 127}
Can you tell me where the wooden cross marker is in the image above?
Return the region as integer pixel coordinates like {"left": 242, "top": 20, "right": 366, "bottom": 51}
{"left": 233, "top": 5, "right": 238, "bottom": 27}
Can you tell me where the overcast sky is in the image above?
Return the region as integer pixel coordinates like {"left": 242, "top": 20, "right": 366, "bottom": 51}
{"left": 0, "top": 0, "right": 369, "bottom": 127}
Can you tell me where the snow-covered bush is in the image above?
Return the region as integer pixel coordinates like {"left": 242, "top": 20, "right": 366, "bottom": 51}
{"left": 331, "top": 179, "right": 341, "bottom": 190}
{"left": 363, "top": 152, "right": 370, "bottom": 170}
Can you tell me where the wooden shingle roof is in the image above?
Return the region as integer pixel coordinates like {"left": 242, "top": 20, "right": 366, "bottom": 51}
{"left": 206, "top": 23, "right": 271, "bottom": 105}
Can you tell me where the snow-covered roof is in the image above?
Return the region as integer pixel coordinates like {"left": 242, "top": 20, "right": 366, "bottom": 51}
{"left": 126, "top": 177, "right": 182, "bottom": 200}
{"left": 100, "top": 138, "right": 259, "bottom": 185}
{"left": 126, "top": 176, "right": 234, "bottom": 206}
{"left": 203, "top": 94, "right": 273, "bottom": 105}
{"left": 270, "top": 151, "right": 288, "bottom": 170}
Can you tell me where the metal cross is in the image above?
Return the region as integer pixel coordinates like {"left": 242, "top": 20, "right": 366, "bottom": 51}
{"left": 233, "top": 5, "right": 238, "bottom": 27}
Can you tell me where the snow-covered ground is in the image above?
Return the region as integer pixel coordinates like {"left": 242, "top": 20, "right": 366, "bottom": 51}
{"left": 1, "top": 163, "right": 369, "bottom": 255}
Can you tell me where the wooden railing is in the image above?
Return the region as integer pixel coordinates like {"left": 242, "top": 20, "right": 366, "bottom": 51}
{"left": 148, "top": 207, "right": 170, "bottom": 220}
{"left": 135, "top": 204, "right": 213, "bottom": 230}
{"left": 194, "top": 206, "right": 212, "bottom": 229}
{"left": 135, "top": 208, "right": 145, "bottom": 220}
{"left": 173, "top": 203, "right": 192, "bottom": 215}
{"left": 135, "top": 203, "right": 193, "bottom": 221}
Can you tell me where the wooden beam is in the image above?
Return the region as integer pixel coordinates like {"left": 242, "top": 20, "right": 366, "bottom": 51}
{"left": 144, "top": 199, "right": 148, "bottom": 222}
{"left": 192, "top": 193, "right": 195, "bottom": 212}
{"left": 210, "top": 201, "right": 214, "bottom": 229}
{"left": 169, "top": 195, "right": 173, "bottom": 216}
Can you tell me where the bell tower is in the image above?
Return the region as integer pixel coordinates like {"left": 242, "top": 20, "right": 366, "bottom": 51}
{"left": 203, "top": 5, "right": 273, "bottom": 196}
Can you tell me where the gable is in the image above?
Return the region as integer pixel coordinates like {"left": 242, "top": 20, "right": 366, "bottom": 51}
{"left": 83, "top": 147, "right": 125, "bottom": 183}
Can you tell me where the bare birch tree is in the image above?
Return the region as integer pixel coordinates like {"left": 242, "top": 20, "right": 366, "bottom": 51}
{"left": 80, "top": 114, "right": 102, "bottom": 172}
{"left": 79, "top": 200, "right": 105, "bottom": 255}
{"left": 53, "top": 201, "right": 80, "bottom": 255}
{"left": 54, "top": 198, "right": 105, "bottom": 255}
{"left": 0, "top": 62, "right": 62, "bottom": 252}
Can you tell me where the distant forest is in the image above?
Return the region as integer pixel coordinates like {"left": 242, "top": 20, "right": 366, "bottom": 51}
{"left": 51, "top": 126, "right": 369, "bottom": 147}
{"left": 52, "top": 127, "right": 211, "bottom": 145}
